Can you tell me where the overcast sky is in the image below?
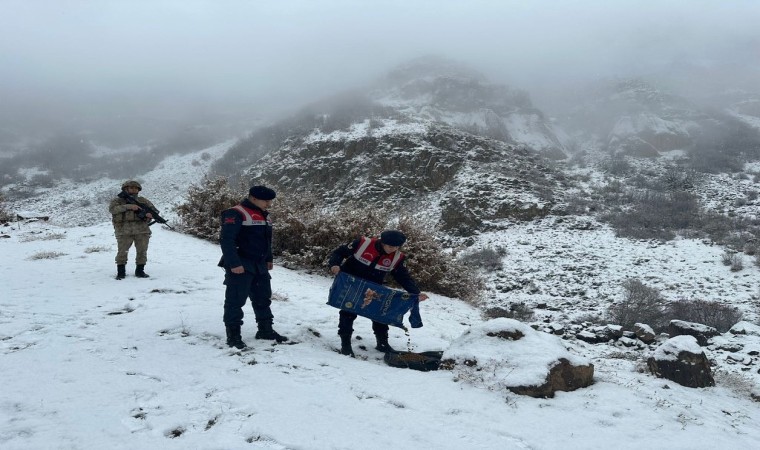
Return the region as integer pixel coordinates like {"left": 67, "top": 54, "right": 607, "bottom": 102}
{"left": 2, "top": 0, "right": 759, "bottom": 131}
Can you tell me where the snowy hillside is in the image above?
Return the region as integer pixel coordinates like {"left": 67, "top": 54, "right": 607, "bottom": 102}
{"left": 373, "top": 57, "right": 566, "bottom": 159}
{"left": 478, "top": 215, "right": 760, "bottom": 323}
{"left": 3, "top": 220, "right": 760, "bottom": 449}
{"left": 5, "top": 141, "right": 234, "bottom": 227}
{"left": 249, "top": 118, "right": 562, "bottom": 236}
{"left": 553, "top": 78, "right": 760, "bottom": 160}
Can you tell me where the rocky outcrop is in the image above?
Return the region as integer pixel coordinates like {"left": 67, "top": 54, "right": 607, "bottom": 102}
{"left": 647, "top": 335, "right": 715, "bottom": 388}
{"left": 251, "top": 123, "right": 562, "bottom": 235}
{"left": 729, "top": 321, "right": 760, "bottom": 337}
{"left": 440, "top": 318, "right": 594, "bottom": 398}
{"left": 508, "top": 358, "right": 594, "bottom": 398}
{"left": 375, "top": 56, "right": 567, "bottom": 159}
{"left": 608, "top": 113, "right": 694, "bottom": 157}
{"left": 668, "top": 320, "right": 720, "bottom": 346}
{"left": 556, "top": 78, "right": 760, "bottom": 160}
{"left": 633, "top": 323, "right": 656, "bottom": 344}
{"left": 575, "top": 324, "right": 624, "bottom": 344}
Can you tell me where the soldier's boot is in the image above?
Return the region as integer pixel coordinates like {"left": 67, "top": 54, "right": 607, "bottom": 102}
{"left": 375, "top": 333, "right": 398, "bottom": 353}
{"left": 225, "top": 325, "right": 247, "bottom": 349}
{"left": 255, "top": 322, "right": 288, "bottom": 343}
{"left": 116, "top": 265, "right": 126, "bottom": 280}
{"left": 135, "top": 265, "right": 150, "bottom": 278}
{"left": 339, "top": 332, "right": 355, "bottom": 357}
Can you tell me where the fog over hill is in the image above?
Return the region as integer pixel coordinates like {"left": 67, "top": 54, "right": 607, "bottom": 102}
{"left": 2, "top": 1, "right": 760, "bottom": 154}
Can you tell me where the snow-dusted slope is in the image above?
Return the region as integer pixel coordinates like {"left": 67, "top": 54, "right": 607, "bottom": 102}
{"left": 477, "top": 215, "right": 760, "bottom": 323}
{"left": 373, "top": 57, "right": 567, "bottom": 159}
{"left": 6, "top": 141, "right": 234, "bottom": 227}
{"left": 250, "top": 120, "right": 562, "bottom": 235}
{"left": 2, "top": 220, "right": 759, "bottom": 449}
{"left": 555, "top": 78, "right": 760, "bottom": 158}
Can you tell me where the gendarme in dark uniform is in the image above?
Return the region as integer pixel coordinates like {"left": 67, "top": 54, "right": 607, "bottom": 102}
{"left": 328, "top": 230, "right": 428, "bottom": 356}
{"left": 219, "top": 185, "right": 287, "bottom": 349}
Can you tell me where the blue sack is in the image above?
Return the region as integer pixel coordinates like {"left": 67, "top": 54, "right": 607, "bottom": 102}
{"left": 327, "top": 272, "right": 419, "bottom": 329}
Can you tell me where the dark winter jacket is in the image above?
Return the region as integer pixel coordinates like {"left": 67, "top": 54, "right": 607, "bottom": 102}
{"left": 329, "top": 237, "right": 423, "bottom": 327}
{"left": 218, "top": 199, "right": 273, "bottom": 274}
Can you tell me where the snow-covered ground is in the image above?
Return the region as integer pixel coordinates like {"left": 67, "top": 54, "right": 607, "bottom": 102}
{"left": 478, "top": 215, "right": 760, "bottom": 323}
{"left": 3, "top": 142, "right": 760, "bottom": 448}
{"left": 2, "top": 220, "right": 760, "bottom": 450}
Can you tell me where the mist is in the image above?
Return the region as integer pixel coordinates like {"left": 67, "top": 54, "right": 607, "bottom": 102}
{"left": 2, "top": 0, "right": 759, "bottom": 148}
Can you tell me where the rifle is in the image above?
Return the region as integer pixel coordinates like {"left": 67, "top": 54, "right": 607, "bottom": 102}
{"left": 117, "top": 191, "right": 175, "bottom": 230}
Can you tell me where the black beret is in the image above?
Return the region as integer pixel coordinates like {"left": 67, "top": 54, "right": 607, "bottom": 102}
{"left": 380, "top": 230, "right": 407, "bottom": 246}
{"left": 249, "top": 185, "right": 276, "bottom": 200}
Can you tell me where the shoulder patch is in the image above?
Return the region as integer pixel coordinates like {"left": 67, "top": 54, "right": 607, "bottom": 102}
{"left": 224, "top": 217, "right": 237, "bottom": 224}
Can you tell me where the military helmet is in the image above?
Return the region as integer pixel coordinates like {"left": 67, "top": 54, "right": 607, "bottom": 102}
{"left": 121, "top": 180, "right": 142, "bottom": 191}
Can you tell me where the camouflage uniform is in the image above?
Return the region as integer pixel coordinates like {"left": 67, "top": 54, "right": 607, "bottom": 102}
{"left": 109, "top": 181, "right": 156, "bottom": 266}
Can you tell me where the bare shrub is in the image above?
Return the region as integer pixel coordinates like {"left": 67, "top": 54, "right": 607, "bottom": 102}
{"left": 603, "top": 190, "right": 700, "bottom": 242}
{"left": 601, "top": 154, "right": 632, "bottom": 175}
{"left": 84, "top": 246, "right": 110, "bottom": 253}
{"left": 20, "top": 232, "right": 66, "bottom": 242}
{"left": 28, "top": 251, "right": 66, "bottom": 260}
{"left": 271, "top": 195, "right": 388, "bottom": 269}
{"left": 0, "top": 193, "right": 12, "bottom": 222}
{"left": 174, "top": 176, "right": 245, "bottom": 241}
{"left": 483, "top": 303, "right": 535, "bottom": 321}
{"left": 599, "top": 179, "right": 624, "bottom": 196}
{"left": 606, "top": 279, "right": 667, "bottom": 330}
{"left": 722, "top": 232, "right": 758, "bottom": 254}
{"left": 457, "top": 247, "right": 506, "bottom": 272}
{"left": 721, "top": 251, "right": 733, "bottom": 266}
{"left": 562, "top": 192, "right": 596, "bottom": 215}
{"left": 659, "top": 165, "right": 697, "bottom": 191}
{"left": 700, "top": 212, "right": 744, "bottom": 246}
{"left": 395, "top": 216, "right": 483, "bottom": 303}
{"left": 721, "top": 251, "right": 743, "bottom": 271}
{"left": 664, "top": 298, "right": 743, "bottom": 333}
